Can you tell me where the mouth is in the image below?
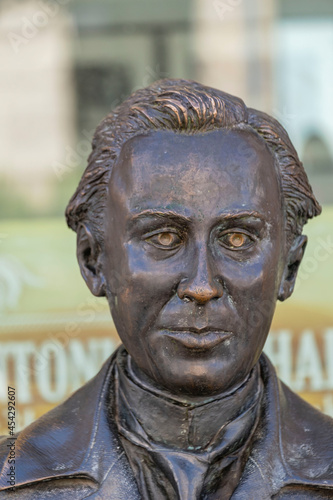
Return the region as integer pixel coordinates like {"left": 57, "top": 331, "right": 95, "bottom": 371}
{"left": 162, "top": 327, "right": 232, "bottom": 350}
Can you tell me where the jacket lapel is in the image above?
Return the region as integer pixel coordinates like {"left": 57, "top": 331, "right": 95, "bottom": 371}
{"left": 0, "top": 351, "right": 139, "bottom": 497}
{"left": 232, "top": 354, "right": 333, "bottom": 498}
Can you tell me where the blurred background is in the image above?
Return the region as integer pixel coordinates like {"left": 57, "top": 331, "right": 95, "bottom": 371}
{"left": 0, "top": 0, "right": 333, "bottom": 432}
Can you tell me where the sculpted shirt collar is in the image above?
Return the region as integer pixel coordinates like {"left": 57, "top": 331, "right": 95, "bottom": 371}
{"left": 115, "top": 346, "right": 262, "bottom": 451}
{"left": 114, "top": 347, "right": 263, "bottom": 499}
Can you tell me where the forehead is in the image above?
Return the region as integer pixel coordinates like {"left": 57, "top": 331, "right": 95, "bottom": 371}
{"left": 109, "top": 128, "right": 282, "bottom": 219}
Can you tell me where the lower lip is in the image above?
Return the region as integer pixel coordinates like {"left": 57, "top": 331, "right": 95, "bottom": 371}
{"left": 163, "top": 330, "right": 232, "bottom": 350}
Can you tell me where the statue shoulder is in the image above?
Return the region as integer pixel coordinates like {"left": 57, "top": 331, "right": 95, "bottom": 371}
{"left": 279, "top": 379, "right": 333, "bottom": 483}
{"left": 0, "top": 351, "right": 124, "bottom": 496}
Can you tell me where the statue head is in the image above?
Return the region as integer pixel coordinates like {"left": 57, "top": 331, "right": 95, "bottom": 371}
{"left": 65, "top": 79, "right": 321, "bottom": 398}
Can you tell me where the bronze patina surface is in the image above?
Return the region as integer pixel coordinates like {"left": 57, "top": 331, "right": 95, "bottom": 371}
{"left": 0, "top": 79, "right": 332, "bottom": 499}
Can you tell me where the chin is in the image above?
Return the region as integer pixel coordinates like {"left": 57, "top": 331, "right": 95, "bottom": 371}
{"left": 151, "top": 360, "right": 241, "bottom": 399}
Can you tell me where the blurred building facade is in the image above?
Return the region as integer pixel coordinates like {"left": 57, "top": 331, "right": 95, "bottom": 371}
{"left": 1, "top": 0, "right": 333, "bottom": 210}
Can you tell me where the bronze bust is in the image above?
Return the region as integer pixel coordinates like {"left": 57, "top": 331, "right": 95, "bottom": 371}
{"left": 1, "top": 80, "right": 332, "bottom": 499}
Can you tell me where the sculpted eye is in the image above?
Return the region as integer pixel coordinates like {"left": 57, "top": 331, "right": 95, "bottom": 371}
{"left": 219, "top": 232, "right": 254, "bottom": 250}
{"left": 145, "top": 231, "right": 182, "bottom": 250}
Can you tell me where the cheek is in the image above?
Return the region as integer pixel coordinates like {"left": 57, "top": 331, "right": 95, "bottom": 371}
{"left": 111, "top": 251, "right": 182, "bottom": 339}
{"left": 125, "top": 242, "right": 184, "bottom": 294}
{"left": 221, "top": 256, "right": 279, "bottom": 328}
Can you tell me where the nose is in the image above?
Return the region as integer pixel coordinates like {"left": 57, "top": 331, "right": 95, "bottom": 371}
{"left": 177, "top": 245, "right": 223, "bottom": 305}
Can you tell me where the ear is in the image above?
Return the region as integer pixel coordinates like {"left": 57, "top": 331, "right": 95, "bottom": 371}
{"left": 76, "top": 223, "right": 106, "bottom": 297}
{"left": 278, "top": 235, "right": 307, "bottom": 302}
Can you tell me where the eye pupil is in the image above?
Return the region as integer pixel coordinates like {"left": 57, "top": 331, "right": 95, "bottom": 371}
{"left": 158, "top": 233, "right": 174, "bottom": 246}
{"left": 229, "top": 233, "right": 245, "bottom": 247}
{"left": 145, "top": 231, "right": 181, "bottom": 250}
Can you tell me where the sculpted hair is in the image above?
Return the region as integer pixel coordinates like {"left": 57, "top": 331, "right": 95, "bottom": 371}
{"left": 65, "top": 79, "right": 321, "bottom": 246}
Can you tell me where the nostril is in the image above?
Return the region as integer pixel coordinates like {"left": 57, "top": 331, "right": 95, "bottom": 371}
{"left": 178, "top": 284, "right": 223, "bottom": 305}
{"left": 177, "top": 274, "right": 223, "bottom": 304}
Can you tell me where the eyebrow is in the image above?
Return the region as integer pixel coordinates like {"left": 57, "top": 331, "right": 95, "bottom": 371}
{"left": 130, "top": 209, "right": 265, "bottom": 223}
{"left": 217, "top": 210, "right": 265, "bottom": 222}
